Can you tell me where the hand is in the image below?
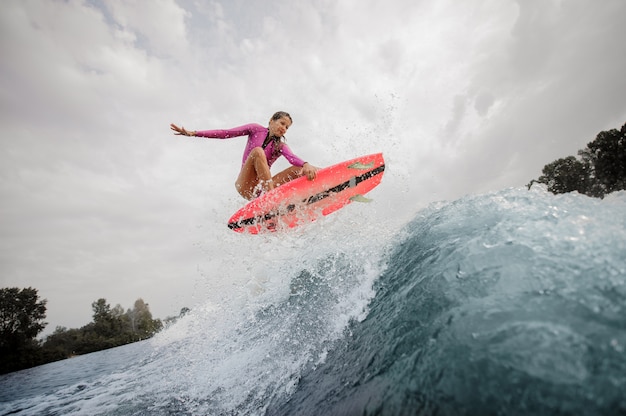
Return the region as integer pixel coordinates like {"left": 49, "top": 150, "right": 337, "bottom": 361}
{"left": 170, "top": 123, "right": 195, "bottom": 136}
{"left": 302, "top": 163, "right": 318, "bottom": 180}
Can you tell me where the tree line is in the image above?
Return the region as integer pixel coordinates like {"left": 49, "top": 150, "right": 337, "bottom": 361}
{"left": 528, "top": 123, "right": 626, "bottom": 197}
{"left": 0, "top": 287, "right": 189, "bottom": 374}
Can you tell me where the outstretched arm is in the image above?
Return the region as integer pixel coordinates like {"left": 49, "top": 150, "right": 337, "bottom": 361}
{"left": 170, "top": 123, "right": 196, "bottom": 137}
{"left": 172, "top": 123, "right": 264, "bottom": 140}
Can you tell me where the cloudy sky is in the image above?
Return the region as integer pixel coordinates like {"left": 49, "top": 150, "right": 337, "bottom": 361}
{"left": 1, "top": 0, "right": 625, "bottom": 334}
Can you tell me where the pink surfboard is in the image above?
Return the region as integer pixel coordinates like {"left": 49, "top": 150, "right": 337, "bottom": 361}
{"left": 228, "top": 153, "right": 385, "bottom": 234}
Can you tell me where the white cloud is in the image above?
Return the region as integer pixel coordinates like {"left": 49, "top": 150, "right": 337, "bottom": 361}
{"left": 105, "top": 0, "right": 191, "bottom": 59}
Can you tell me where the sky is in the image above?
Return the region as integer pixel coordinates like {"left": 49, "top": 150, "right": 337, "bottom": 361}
{"left": 1, "top": 0, "right": 625, "bottom": 335}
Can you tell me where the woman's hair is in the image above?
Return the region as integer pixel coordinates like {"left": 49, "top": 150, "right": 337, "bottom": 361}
{"left": 271, "top": 111, "right": 292, "bottom": 123}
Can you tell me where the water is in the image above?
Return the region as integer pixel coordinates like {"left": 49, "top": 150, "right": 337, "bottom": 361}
{"left": 1, "top": 187, "right": 625, "bottom": 415}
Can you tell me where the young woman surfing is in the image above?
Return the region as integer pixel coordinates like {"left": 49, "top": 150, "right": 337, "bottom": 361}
{"left": 171, "top": 111, "right": 318, "bottom": 200}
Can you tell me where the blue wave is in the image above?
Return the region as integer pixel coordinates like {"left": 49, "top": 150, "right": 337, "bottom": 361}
{"left": 2, "top": 187, "right": 625, "bottom": 416}
{"left": 271, "top": 187, "right": 626, "bottom": 415}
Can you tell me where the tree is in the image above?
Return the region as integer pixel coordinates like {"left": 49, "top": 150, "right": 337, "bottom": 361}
{"left": 40, "top": 326, "right": 83, "bottom": 362}
{"left": 0, "top": 287, "right": 48, "bottom": 374}
{"left": 125, "top": 298, "right": 162, "bottom": 340}
{"left": 536, "top": 156, "right": 590, "bottom": 195}
{"left": 3, "top": 292, "right": 169, "bottom": 372}
{"left": 530, "top": 123, "right": 626, "bottom": 198}
{"left": 582, "top": 124, "right": 626, "bottom": 194}
{"left": 92, "top": 298, "right": 112, "bottom": 324}
{"left": 90, "top": 298, "right": 124, "bottom": 342}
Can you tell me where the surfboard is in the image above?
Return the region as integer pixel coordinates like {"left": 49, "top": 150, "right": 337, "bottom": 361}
{"left": 228, "top": 153, "right": 385, "bottom": 234}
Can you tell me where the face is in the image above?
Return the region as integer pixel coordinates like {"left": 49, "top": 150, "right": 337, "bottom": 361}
{"left": 268, "top": 116, "right": 292, "bottom": 137}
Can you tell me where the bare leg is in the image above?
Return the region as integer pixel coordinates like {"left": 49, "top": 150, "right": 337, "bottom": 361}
{"left": 235, "top": 147, "right": 274, "bottom": 200}
{"left": 271, "top": 166, "right": 303, "bottom": 186}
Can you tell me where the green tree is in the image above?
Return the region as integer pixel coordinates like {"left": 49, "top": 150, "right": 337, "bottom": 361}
{"left": 536, "top": 156, "right": 590, "bottom": 195}
{"left": 0, "top": 287, "right": 47, "bottom": 374}
{"left": 41, "top": 326, "right": 83, "bottom": 362}
{"left": 581, "top": 124, "right": 626, "bottom": 194}
{"left": 125, "top": 298, "right": 162, "bottom": 340}
{"left": 91, "top": 298, "right": 125, "bottom": 339}
{"left": 2, "top": 292, "right": 168, "bottom": 372}
{"left": 83, "top": 298, "right": 126, "bottom": 350}
{"left": 92, "top": 298, "right": 112, "bottom": 324}
{"left": 530, "top": 123, "right": 626, "bottom": 198}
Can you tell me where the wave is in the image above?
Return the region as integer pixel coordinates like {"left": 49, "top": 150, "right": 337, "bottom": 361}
{"left": 271, "top": 187, "right": 626, "bottom": 415}
{"left": 2, "top": 187, "right": 625, "bottom": 415}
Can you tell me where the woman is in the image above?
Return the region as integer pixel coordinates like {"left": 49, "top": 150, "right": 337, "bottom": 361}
{"left": 170, "top": 111, "right": 318, "bottom": 200}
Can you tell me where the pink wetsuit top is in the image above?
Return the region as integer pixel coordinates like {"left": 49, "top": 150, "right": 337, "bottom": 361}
{"left": 195, "top": 123, "right": 306, "bottom": 168}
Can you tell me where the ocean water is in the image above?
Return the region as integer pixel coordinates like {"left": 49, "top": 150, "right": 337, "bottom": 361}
{"left": 1, "top": 187, "right": 625, "bottom": 415}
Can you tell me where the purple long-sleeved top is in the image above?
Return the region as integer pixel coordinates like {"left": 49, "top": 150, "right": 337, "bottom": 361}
{"left": 195, "top": 123, "right": 306, "bottom": 168}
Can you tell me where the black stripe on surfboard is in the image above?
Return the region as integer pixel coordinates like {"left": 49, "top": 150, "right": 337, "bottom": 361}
{"left": 228, "top": 164, "right": 385, "bottom": 230}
